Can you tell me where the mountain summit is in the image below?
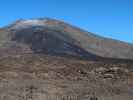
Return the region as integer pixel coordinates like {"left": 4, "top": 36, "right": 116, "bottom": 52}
{"left": 0, "top": 18, "right": 133, "bottom": 60}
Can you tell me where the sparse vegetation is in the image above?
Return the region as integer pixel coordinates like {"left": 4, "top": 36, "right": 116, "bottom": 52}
{"left": 0, "top": 54, "right": 132, "bottom": 100}
{"left": 0, "top": 18, "right": 132, "bottom": 100}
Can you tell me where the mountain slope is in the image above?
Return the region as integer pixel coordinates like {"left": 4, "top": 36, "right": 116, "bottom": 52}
{"left": 0, "top": 18, "right": 133, "bottom": 100}
{"left": 0, "top": 18, "right": 133, "bottom": 60}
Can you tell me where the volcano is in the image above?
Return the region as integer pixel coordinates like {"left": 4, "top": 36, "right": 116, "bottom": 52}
{"left": 0, "top": 18, "right": 133, "bottom": 100}
{"left": 0, "top": 18, "right": 133, "bottom": 60}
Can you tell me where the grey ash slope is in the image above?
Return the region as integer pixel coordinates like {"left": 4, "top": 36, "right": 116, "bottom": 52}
{"left": 1, "top": 18, "right": 133, "bottom": 60}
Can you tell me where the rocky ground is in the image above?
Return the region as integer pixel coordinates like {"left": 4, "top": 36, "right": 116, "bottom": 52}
{"left": 0, "top": 54, "right": 132, "bottom": 100}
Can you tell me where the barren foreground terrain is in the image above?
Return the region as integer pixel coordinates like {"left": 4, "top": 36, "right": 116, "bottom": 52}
{"left": 0, "top": 54, "right": 132, "bottom": 100}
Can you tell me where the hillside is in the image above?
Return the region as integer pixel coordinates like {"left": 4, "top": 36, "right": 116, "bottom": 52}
{"left": 0, "top": 18, "right": 132, "bottom": 59}
{"left": 0, "top": 18, "right": 132, "bottom": 100}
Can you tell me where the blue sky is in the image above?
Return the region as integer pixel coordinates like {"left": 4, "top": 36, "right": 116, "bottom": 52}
{"left": 0, "top": 0, "right": 133, "bottom": 43}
